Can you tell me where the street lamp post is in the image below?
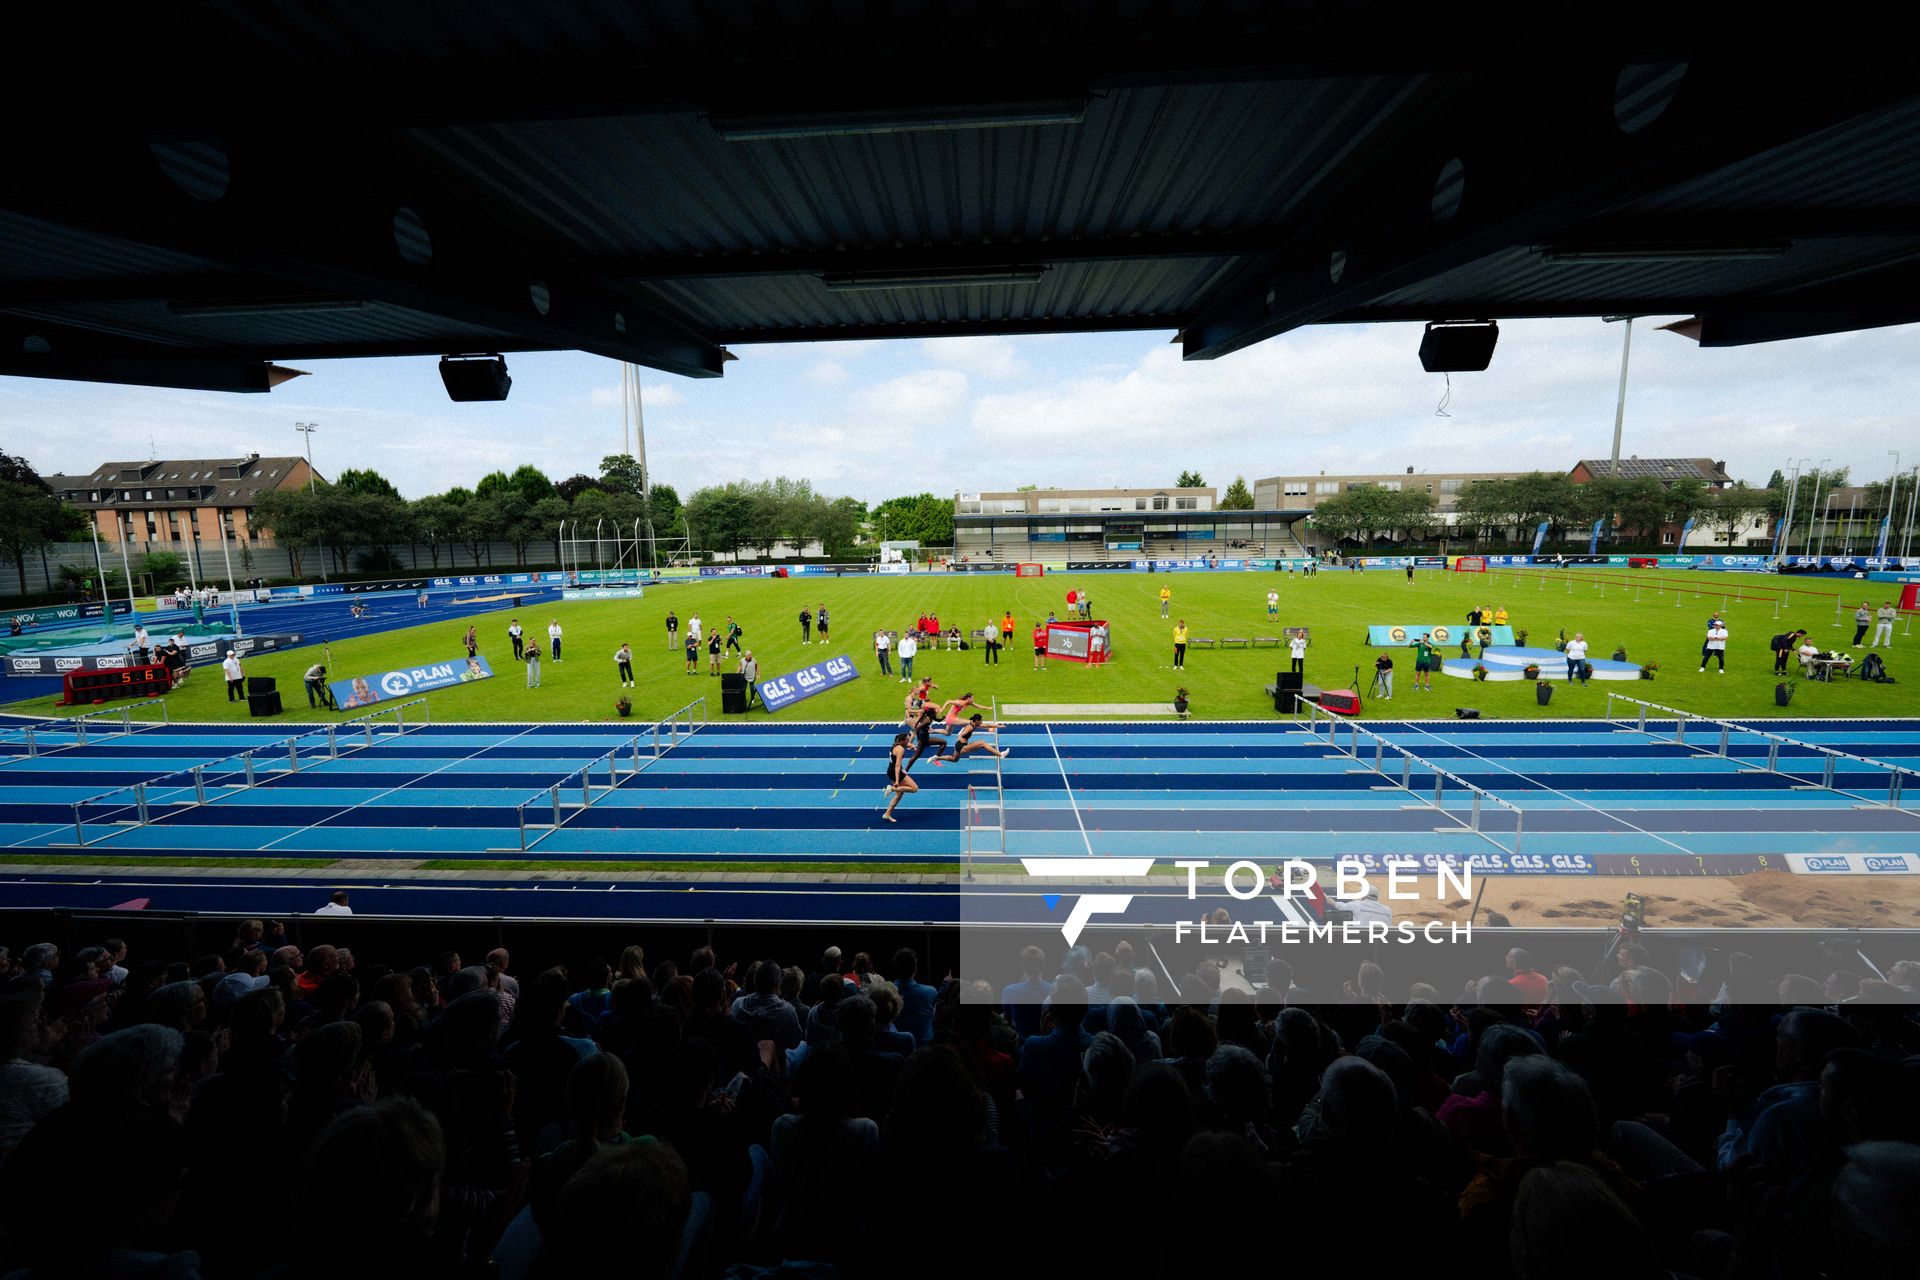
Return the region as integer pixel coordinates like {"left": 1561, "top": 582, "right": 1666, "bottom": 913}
{"left": 1883, "top": 451, "right": 1902, "bottom": 560}
{"left": 1603, "top": 316, "right": 1636, "bottom": 477}
{"left": 295, "top": 422, "right": 319, "bottom": 492}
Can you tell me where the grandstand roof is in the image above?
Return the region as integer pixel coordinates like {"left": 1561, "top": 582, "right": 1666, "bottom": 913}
{"left": 2, "top": 4, "right": 1916, "bottom": 393}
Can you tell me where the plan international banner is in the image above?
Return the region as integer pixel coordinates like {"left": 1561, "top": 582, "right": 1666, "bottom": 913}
{"left": 331, "top": 655, "right": 493, "bottom": 709}
{"left": 758, "top": 654, "right": 859, "bottom": 712}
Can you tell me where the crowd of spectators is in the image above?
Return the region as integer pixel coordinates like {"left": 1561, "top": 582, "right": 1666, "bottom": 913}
{"left": 0, "top": 928, "right": 1917, "bottom": 1279}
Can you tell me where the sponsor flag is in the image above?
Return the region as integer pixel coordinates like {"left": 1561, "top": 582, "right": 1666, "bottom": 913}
{"left": 1678, "top": 517, "right": 1694, "bottom": 549}
{"left": 1529, "top": 521, "right": 1550, "bottom": 555}
{"left": 1588, "top": 517, "right": 1607, "bottom": 554}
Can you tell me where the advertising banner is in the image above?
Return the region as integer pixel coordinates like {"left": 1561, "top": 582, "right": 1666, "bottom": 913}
{"left": 329, "top": 655, "right": 493, "bottom": 709}
{"left": 4, "top": 631, "right": 305, "bottom": 677}
{"left": 1367, "top": 624, "right": 1514, "bottom": 647}
{"left": 1530, "top": 521, "right": 1549, "bottom": 555}
{"left": 757, "top": 653, "right": 860, "bottom": 712}
{"left": 562, "top": 587, "right": 648, "bottom": 600}
{"left": 6, "top": 603, "right": 107, "bottom": 628}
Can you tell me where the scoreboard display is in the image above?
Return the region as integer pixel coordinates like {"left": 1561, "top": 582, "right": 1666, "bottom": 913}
{"left": 60, "top": 663, "right": 175, "bottom": 705}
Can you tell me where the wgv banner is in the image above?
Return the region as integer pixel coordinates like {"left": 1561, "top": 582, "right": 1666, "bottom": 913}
{"left": 1367, "top": 624, "right": 1515, "bottom": 647}
{"left": 331, "top": 655, "right": 493, "bottom": 710}
{"left": 562, "top": 587, "right": 647, "bottom": 600}
{"left": 757, "top": 654, "right": 860, "bottom": 712}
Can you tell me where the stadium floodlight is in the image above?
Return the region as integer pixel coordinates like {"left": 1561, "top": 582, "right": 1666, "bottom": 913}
{"left": 438, "top": 353, "right": 512, "bottom": 402}
{"left": 711, "top": 100, "right": 1086, "bottom": 141}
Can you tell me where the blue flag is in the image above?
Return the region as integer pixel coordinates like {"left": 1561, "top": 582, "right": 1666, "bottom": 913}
{"left": 1678, "top": 517, "right": 1695, "bottom": 549}
{"left": 1530, "top": 521, "right": 1550, "bottom": 556}
{"left": 1588, "top": 517, "right": 1606, "bottom": 554}
{"left": 1875, "top": 515, "right": 1891, "bottom": 557}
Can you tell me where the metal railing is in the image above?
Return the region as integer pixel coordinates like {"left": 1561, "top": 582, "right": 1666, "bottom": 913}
{"left": 508, "top": 697, "right": 709, "bottom": 851}
{"left": 1604, "top": 692, "right": 1920, "bottom": 808}
{"left": 1306, "top": 700, "right": 1525, "bottom": 854}
{"left": 66, "top": 698, "right": 429, "bottom": 845}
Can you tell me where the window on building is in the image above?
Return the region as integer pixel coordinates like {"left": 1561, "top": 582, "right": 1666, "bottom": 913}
{"left": 1315, "top": 481, "right": 1338, "bottom": 495}
{"left": 1174, "top": 497, "right": 1198, "bottom": 510}
{"left": 1152, "top": 496, "right": 1168, "bottom": 511}
{"left": 1440, "top": 478, "right": 1467, "bottom": 494}
{"left": 1038, "top": 499, "right": 1062, "bottom": 513}
{"left": 1283, "top": 481, "right": 1308, "bottom": 497}
{"left": 1379, "top": 480, "right": 1401, "bottom": 492}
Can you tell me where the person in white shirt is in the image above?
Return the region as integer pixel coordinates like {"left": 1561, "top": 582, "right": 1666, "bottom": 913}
{"left": 132, "top": 624, "right": 149, "bottom": 659}
{"left": 875, "top": 629, "right": 893, "bottom": 676}
{"left": 315, "top": 891, "right": 352, "bottom": 915}
{"left": 1797, "top": 639, "right": 1821, "bottom": 673}
{"left": 1873, "top": 602, "right": 1896, "bottom": 647}
{"left": 1701, "top": 619, "right": 1729, "bottom": 673}
{"left": 508, "top": 618, "right": 524, "bottom": 660}
{"left": 897, "top": 630, "right": 918, "bottom": 682}
{"left": 1564, "top": 633, "right": 1589, "bottom": 683}
{"left": 688, "top": 614, "right": 703, "bottom": 646}
{"left": 547, "top": 619, "right": 563, "bottom": 661}
{"left": 221, "top": 650, "right": 245, "bottom": 702}
{"left": 615, "top": 643, "right": 634, "bottom": 688}
{"left": 1287, "top": 631, "right": 1308, "bottom": 675}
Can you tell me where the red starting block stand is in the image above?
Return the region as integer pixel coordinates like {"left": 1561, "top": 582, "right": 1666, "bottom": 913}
{"left": 1045, "top": 619, "right": 1112, "bottom": 665}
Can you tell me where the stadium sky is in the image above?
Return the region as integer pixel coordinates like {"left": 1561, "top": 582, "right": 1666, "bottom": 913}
{"left": 5, "top": 318, "right": 1916, "bottom": 502}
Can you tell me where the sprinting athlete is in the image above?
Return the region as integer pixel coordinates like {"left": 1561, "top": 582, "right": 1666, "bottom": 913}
{"left": 934, "top": 712, "right": 1011, "bottom": 764}
{"left": 882, "top": 732, "right": 917, "bottom": 822}
{"left": 905, "top": 706, "right": 948, "bottom": 771}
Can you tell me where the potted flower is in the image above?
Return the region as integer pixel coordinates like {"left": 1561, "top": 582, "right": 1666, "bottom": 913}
{"left": 1472, "top": 663, "right": 1488, "bottom": 681}
{"left": 1173, "top": 687, "right": 1191, "bottom": 719}
{"left": 1522, "top": 663, "right": 1540, "bottom": 681}
{"left": 1535, "top": 679, "right": 1553, "bottom": 706}
{"left": 1514, "top": 629, "right": 1529, "bottom": 647}
{"left": 1639, "top": 662, "right": 1659, "bottom": 681}
{"left": 616, "top": 696, "right": 633, "bottom": 717}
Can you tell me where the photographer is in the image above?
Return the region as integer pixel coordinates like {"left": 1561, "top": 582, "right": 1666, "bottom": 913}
{"left": 303, "top": 662, "right": 335, "bottom": 710}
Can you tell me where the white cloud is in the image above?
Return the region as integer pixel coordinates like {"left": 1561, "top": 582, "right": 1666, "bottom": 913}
{"left": 804, "top": 360, "right": 850, "bottom": 386}
{"left": 847, "top": 369, "right": 970, "bottom": 422}
{"left": 918, "top": 335, "right": 1029, "bottom": 380}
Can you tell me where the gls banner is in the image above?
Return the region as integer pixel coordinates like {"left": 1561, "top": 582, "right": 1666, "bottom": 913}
{"left": 758, "top": 654, "right": 860, "bottom": 712}
{"left": 330, "top": 655, "right": 493, "bottom": 709}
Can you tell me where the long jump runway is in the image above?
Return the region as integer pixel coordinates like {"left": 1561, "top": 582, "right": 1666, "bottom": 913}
{"left": 1, "top": 716, "right": 1916, "bottom": 923}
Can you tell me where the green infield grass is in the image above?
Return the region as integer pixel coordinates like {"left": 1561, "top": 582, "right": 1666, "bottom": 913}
{"left": 7, "top": 567, "right": 1913, "bottom": 723}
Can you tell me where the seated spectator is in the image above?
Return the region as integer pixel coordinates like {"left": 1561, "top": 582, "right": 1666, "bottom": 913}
{"left": 566, "top": 958, "right": 615, "bottom": 1034}
{"left": 804, "top": 972, "right": 848, "bottom": 1051}
{"left": 0, "top": 987, "right": 67, "bottom": 1166}
{"left": 503, "top": 971, "right": 598, "bottom": 1155}
{"left": 288, "top": 1099, "right": 446, "bottom": 1278}
{"left": 1438, "top": 1023, "right": 1543, "bottom": 1155}
{"left": 836, "top": 995, "right": 903, "bottom": 1117}
{"left": 686, "top": 967, "right": 758, "bottom": 1084}
{"left": 534, "top": 1140, "right": 692, "bottom": 1280}
{"left": 1000, "top": 944, "right": 1055, "bottom": 1039}
{"left": 865, "top": 979, "right": 918, "bottom": 1057}
{"left": 529, "top": 1051, "right": 638, "bottom": 1228}
{"left": 890, "top": 947, "right": 938, "bottom": 1046}
{"left": 1507, "top": 1162, "right": 1663, "bottom": 1280}
{"left": 729, "top": 959, "right": 802, "bottom": 1051}
{"left": 770, "top": 1047, "right": 879, "bottom": 1253}
{"left": 1717, "top": 1007, "right": 1860, "bottom": 1176}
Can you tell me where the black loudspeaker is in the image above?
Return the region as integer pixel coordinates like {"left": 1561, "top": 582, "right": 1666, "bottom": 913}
{"left": 720, "top": 672, "right": 749, "bottom": 714}
{"left": 1454, "top": 707, "right": 1481, "bottom": 719}
{"left": 246, "top": 675, "right": 276, "bottom": 694}
{"left": 247, "top": 690, "right": 282, "bottom": 717}
{"left": 1274, "top": 670, "right": 1304, "bottom": 713}
{"left": 1419, "top": 319, "right": 1500, "bottom": 372}
{"left": 439, "top": 353, "right": 513, "bottom": 402}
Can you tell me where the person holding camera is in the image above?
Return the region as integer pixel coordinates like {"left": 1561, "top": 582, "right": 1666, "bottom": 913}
{"left": 303, "top": 661, "right": 333, "bottom": 709}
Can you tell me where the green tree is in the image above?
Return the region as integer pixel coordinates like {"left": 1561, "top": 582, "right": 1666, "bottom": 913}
{"left": 1176, "top": 471, "right": 1205, "bottom": 489}
{"left": 529, "top": 495, "right": 570, "bottom": 565}
{"left": 1220, "top": 476, "right": 1255, "bottom": 510}
{"left": 251, "top": 487, "right": 322, "bottom": 579}
{"left": 1664, "top": 477, "right": 1712, "bottom": 533}
{"left": 410, "top": 495, "right": 456, "bottom": 569}
{"left": 599, "top": 454, "right": 646, "bottom": 496}
{"left": 1765, "top": 468, "right": 1787, "bottom": 490}
{"left": 648, "top": 483, "right": 683, "bottom": 536}
{"left": 870, "top": 493, "right": 954, "bottom": 547}
{"left": 474, "top": 470, "right": 515, "bottom": 501}
{"left": 506, "top": 464, "right": 555, "bottom": 506}
{"left": 556, "top": 473, "right": 606, "bottom": 503}
{"left": 334, "top": 468, "right": 402, "bottom": 499}
{"left": 1704, "top": 483, "right": 1768, "bottom": 547}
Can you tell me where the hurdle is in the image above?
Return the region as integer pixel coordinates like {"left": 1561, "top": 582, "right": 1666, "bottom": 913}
{"left": 508, "top": 696, "right": 709, "bottom": 850}
{"left": 67, "top": 698, "right": 172, "bottom": 746}
{"left": 1307, "top": 701, "right": 1525, "bottom": 854}
{"left": 961, "top": 705, "right": 1007, "bottom": 882}
{"left": 1604, "top": 691, "right": 1920, "bottom": 808}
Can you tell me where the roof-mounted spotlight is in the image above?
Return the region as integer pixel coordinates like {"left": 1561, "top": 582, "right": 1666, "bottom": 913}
{"left": 439, "top": 352, "right": 512, "bottom": 402}
{"left": 1419, "top": 320, "right": 1499, "bottom": 372}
